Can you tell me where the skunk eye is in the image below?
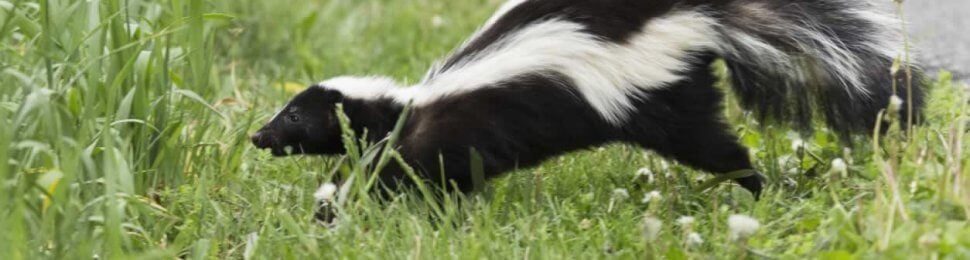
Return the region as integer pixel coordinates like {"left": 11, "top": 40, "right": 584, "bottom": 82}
{"left": 287, "top": 114, "right": 301, "bottom": 123}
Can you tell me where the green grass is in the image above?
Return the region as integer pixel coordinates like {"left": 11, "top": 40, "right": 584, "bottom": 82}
{"left": 1, "top": 0, "right": 968, "bottom": 258}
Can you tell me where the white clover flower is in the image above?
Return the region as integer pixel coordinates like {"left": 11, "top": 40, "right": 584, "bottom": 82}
{"left": 728, "top": 214, "right": 761, "bottom": 241}
{"left": 642, "top": 216, "right": 663, "bottom": 241}
{"left": 635, "top": 167, "right": 655, "bottom": 183}
{"left": 889, "top": 95, "right": 904, "bottom": 113}
{"left": 314, "top": 183, "right": 338, "bottom": 202}
{"left": 612, "top": 188, "right": 630, "bottom": 201}
{"left": 831, "top": 158, "right": 848, "bottom": 177}
{"left": 686, "top": 232, "right": 704, "bottom": 247}
{"left": 641, "top": 190, "right": 662, "bottom": 204}
{"left": 676, "top": 216, "right": 695, "bottom": 227}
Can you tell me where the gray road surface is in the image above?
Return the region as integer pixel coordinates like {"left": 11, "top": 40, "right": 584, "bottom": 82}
{"left": 903, "top": 0, "right": 970, "bottom": 81}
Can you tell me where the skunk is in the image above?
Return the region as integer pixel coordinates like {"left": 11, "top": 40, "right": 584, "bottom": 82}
{"left": 252, "top": 0, "right": 923, "bottom": 203}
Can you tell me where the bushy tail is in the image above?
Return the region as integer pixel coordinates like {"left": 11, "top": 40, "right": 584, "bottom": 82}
{"left": 713, "top": 0, "right": 924, "bottom": 139}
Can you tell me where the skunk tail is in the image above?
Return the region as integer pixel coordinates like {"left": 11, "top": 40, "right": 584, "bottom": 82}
{"left": 714, "top": 0, "right": 924, "bottom": 139}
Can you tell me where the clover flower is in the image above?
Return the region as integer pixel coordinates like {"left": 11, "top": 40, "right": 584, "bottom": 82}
{"left": 889, "top": 95, "right": 904, "bottom": 113}
{"left": 831, "top": 158, "right": 848, "bottom": 178}
{"left": 642, "top": 215, "right": 663, "bottom": 242}
{"left": 314, "top": 183, "right": 338, "bottom": 202}
{"left": 612, "top": 188, "right": 630, "bottom": 201}
{"left": 676, "top": 216, "right": 695, "bottom": 227}
{"left": 686, "top": 232, "right": 704, "bottom": 247}
{"left": 641, "top": 190, "right": 662, "bottom": 204}
{"left": 728, "top": 214, "right": 761, "bottom": 241}
{"left": 635, "top": 167, "right": 655, "bottom": 183}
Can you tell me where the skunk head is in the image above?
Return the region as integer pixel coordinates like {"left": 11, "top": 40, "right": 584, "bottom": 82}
{"left": 251, "top": 86, "right": 345, "bottom": 156}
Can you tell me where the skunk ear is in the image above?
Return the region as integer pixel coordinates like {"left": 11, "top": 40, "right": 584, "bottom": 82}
{"left": 307, "top": 84, "right": 344, "bottom": 104}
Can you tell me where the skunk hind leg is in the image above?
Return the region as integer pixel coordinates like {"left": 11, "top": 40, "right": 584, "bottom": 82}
{"left": 625, "top": 63, "right": 764, "bottom": 198}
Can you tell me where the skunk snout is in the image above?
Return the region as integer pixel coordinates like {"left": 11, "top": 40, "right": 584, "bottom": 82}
{"left": 250, "top": 131, "right": 276, "bottom": 149}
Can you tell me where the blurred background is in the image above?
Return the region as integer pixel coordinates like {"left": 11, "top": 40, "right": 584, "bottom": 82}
{"left": 905, "top": 0, "right": 970, "bottom": 82}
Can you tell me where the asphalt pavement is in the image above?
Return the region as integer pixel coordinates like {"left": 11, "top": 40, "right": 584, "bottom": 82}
{"left": 903, "top": 0, "right": 970, "bottom": 81}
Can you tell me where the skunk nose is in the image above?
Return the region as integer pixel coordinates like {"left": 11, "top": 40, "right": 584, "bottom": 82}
{"left": 251, "top": 131, "right": 271, "bottom": 149}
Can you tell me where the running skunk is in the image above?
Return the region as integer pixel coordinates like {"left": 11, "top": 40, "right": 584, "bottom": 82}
{"left": 251, "top": 0, "right": 923, "bottom": 203}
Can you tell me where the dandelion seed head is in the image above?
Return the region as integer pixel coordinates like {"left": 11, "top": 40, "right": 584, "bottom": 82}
{"left": 635, "top": 167, "right": 655, "bottom": 183}
{"left": 612, "top": 188, "right": 630, "bottom": 201}
{"left": 676, "top": 216, "right": 695, "bottom": 227}
{"left": 889, "top": 95, "right": 904, "bottom": 113}
{"left": 314, "top": 183, "right": 339, "bottom": 202}
{"left": 641, "top": 190, "right": 662, "bottom": 204}
{"left": 686, "top": 232, "right": 704, "bottom": 247}
{"left": 728, "top": 214, "right": 761, "bottom": 241}
{"left": 642, "top": 215, "right": 663, "bottom": 241}
{"left": 831, "top": 158, "right": 847, "bottom": 173}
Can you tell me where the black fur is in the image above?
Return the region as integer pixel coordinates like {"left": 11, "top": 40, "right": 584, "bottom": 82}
{"left": 254, "top": 53, "right": 763, "bottom": 196}
{"left": 251, "top": 87, "right": 346, "bottom": 156}
{"left": 252, "top": 0, "right": 923, "bottom": 218}
{"left": 438, "top": 0, "right": 677, "bottom": 73}
{"left": 252, "top": 88, "right": 403, "bottom": 156}
{"left": 436, "top": 0, "right": 925, "bottom": 139}
{"left": 714, "top": 0, "right": 926, "bottom": 138}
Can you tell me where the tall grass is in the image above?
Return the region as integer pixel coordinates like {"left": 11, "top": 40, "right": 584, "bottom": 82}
{"left": 1, "top": 0, "right": 968, "bottom": 258}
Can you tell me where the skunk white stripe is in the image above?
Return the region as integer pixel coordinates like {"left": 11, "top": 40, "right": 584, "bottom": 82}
{"left": 723, "top": 3, "right": 866, "bottom": 90}
{"left": 317, "top": 4, "right": 905, "bottom": 124}
{"left": 718, "top": 2, "right": 905, "bottom": 95}
{"left": 851, "top": 9, "right": 905, "bottom": 59}
{"left": 321, "top": 10, "right": 720, "bottom": 124}
{"left": 318, "top": 76, "right": 402, "bottom": 100}
{"left": 402, "top": 10, "right": 720, "bottom": 124}
{"left": 422, "top": 0, "right": 529, "bottom": 83}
